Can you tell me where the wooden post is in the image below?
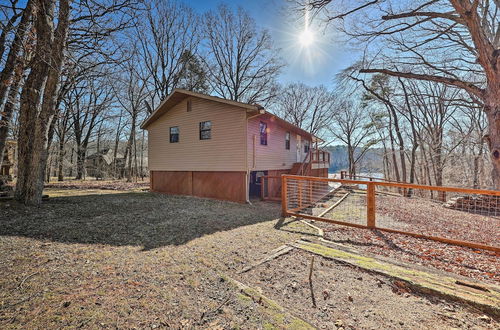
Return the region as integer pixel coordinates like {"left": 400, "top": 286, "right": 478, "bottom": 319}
{"left": 298, "top": 182, "right": 303, "bottom": 207}
{"left": 261, "top": 176, "right": 265, "bottom": 201}
{"left": 281, "top": 175, "right": 287, "bottom": 216}
{"left": 367, "top": 182, "right": 376, "bottom": 228}
{"left": 309, "top": 180, "right": 312, "bottom": 203}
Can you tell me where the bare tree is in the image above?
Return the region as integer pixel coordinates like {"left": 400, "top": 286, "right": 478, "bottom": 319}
{"left": 203, "top": 4, "right": 284, "bottom": 105}
{"left": 70, "top": 76, "right": 112, "bottom": 180}
{"left": 303, "top": 0, "right": 500, "bottom": 187}
{"left": 136, "top": 0, "right": 200, "bottom": 106}
{"left": 0, "top": 0, "right": 33, "bottom": 169}
{"left": 15, "top": 0, "right": 71, "bottom": 205}
{"left": 0, "top": 0, "right": 23, "bottom": 61}
{"left": 274, "top": 82, "right": 334, "bottom": 139}
{"left": 54, "top": 100, "right": 73, "bottom": 181}
{"left": 112, "top": 55, "right": 148, "bottom": 182}
{"left": 329, "top": 100, "right": 378, "bottom": 177}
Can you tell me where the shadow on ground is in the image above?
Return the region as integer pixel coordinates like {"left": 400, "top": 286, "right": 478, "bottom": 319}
{"left": 0, "top": 192, "right": 281, "bottom": 250}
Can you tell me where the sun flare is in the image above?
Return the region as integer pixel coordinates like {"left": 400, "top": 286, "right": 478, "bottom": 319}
{"left": 299, "top": 29, "right": 314, "bottom": 47}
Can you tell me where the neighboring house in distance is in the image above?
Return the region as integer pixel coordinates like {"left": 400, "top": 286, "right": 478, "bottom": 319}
{"left": 141, "top": 89, "right": 330, "bottom": 203}
{"left": 85, "top": 148, "right": 125, "bottom": 179}
{"left": 0, "top": 140, "right": 17, "bottom": 181}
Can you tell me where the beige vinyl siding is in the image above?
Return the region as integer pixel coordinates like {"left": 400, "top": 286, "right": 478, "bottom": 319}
{"left": 148, "top": 97, "right": 247, "bottom": 171}
{"left": 247, "top": 116, "right": 310, "bottom": 170}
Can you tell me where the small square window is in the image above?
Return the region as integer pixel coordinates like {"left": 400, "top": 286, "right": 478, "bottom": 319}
{"left": 200, "top": 121, "right": 211, "bottom": 140}
{"left": 170, "top": 126, "right": 179, "bottom": 143}
{"left": 260, "top": 122, "right": 267, "bottom": 145}
{"left": 285, "top": 132, "right": 290, "bottom": 150}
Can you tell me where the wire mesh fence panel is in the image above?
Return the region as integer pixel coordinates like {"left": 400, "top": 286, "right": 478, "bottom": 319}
{"left": 321, "top": 189, "right": 366, "bottom": 227}
{"left": 282, "top": 175, "right": 500, "bottom": 252}
{"left": 374, "top": 187, "right": 500, "bottom": 248}
{"left": 284, "top": 177, "right": 366, "bottom": 227}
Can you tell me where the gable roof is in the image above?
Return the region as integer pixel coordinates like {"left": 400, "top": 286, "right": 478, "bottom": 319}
{"left": 141, "top": 89, "right": 259, "bottom": 129}
{"left": 140, "top": 89, "right": 319, "bottom": 141}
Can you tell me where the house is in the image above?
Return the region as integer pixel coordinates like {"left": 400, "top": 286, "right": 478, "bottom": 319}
{"left": 0, "top": 140, "right": 17, "bottom": 181}
{"left": 141, "top": 89, "right": 330, "bottom": 203}
{"left": 85, "top": 148, "right": 125, "bottom": 179}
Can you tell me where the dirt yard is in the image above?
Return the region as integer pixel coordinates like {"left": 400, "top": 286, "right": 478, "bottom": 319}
{"left": 239, "top": 249, "right": 496, "bottom": 329}
{"left": 0, "top": 185, "right": 498, "bottom": 328}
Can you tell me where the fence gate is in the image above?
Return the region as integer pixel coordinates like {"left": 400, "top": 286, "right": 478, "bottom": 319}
{"left": 281, "top": 175, "right": 500, "bottom": 252}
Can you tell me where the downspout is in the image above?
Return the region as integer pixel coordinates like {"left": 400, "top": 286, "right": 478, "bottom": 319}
{"left": 245, "top": 109, "right": 266, "bottom": 204}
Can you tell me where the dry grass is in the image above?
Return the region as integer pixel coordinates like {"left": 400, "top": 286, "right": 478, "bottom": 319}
{"left": 0, "top": 189, "right": 316, "bottom": 329}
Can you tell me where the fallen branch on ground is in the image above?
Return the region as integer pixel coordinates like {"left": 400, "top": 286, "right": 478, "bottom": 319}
{"left": 308, "top": 255, "right": 316, "bottom": 308}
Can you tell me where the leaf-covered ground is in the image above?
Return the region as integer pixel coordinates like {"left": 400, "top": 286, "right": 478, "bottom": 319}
{"left": 315, "top": 193, "right": 500, "bottom": 283}
{"left": 43, "top": 179, "right": 149, "bottom": 191}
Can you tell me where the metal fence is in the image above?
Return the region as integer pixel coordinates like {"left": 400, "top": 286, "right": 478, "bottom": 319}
{"left": 281, "top": 175, "right": 500, "bottom": 252}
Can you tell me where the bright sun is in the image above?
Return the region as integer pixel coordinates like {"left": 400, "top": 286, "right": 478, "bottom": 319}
{"left": 299, "top": 29, "right": 314, "bottom": 47}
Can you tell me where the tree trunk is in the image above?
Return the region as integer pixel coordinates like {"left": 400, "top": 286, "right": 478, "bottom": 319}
{"left": 75, "top": 145, "right": 86, "bottom": 180}
{"left": 473, "top": 154, "right": 480, "bottom": 189}
{"left": 0, "top": 2, "right": 32, "bottom": 170}
{"left": 347, "top": 145, "right": 356, "bottom": 178}
{"left": 15, "top": 0, "right": 71, "bottom": 205}
{"left": 113, "top": 109, "right": 123, "bottom": 178}
{"left": 69, "top": 147, "right": 74, "bottom": 177}
{"left": 486, "top": 102, "right": 500, "bottom": 189}
{"left": 0, "top": 0, "right": 33, "bottom": 109}
{"left": 15, "top": 0, "right": 56, "bottom": 204}
{"left": 0, "top": 75, "right": 22, "bottom": 169}
{"left": 57, "top": 135, "right": 65, "bottom": 181}
{"left": 125, "top": 115, "right": 136, "bottom": 182}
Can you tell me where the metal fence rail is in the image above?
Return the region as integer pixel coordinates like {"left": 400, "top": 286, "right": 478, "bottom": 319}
{"left": 281, "top": 175, "right": 500, "bottom": 252}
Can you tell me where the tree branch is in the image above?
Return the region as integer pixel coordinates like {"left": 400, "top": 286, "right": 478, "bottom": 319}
{"left": 359, "top": 68, "right": 485, "bottom": 99}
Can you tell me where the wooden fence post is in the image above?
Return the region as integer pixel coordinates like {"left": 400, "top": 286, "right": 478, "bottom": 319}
{"left": 309, "top": 180, "right": 312, "bottom": 203}
{"left": 298, "top": 182, "right": 303, "bottom": 207}
{"left": 261, "top": 176, "right": 265, "bottom": 201}
{"left": 281, "top": 175, "right": 287, "bottom": 216}
{"left": 367, "top": 182, "right": 376, "bottom": 228}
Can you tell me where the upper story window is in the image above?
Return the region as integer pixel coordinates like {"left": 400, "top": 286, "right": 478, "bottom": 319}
{"left": 187, "top": 99, "right": 192, "bottom": 112}
{"left": 260, "top": 121, "right": 267, "bottom": 145}
{"left": 285, "top": 132, "right": 290, "bottom": 150}
{"left": 170, "top": 126, "right": 179, "bottom": 143}
{"left": 304, "top": 140, "right": 310, "bottom": 153}
{"left": 199, "top": 121, "right": 212, "bottom": 140}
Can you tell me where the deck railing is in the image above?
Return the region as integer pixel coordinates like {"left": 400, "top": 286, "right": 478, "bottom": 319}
{"left": 311, "top": 149, "right": 330, "bottom": 164}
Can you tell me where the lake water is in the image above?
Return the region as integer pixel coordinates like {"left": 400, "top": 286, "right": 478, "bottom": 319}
{"left": 328, "top": 172, "right": 384, "bottom": 189}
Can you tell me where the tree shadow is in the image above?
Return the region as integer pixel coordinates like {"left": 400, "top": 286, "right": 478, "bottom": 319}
{"left": 0, "top": 192, "right": 281, "bottom": 250}
{"left": 274, "top": 217, "right": 324, "bottom": 238}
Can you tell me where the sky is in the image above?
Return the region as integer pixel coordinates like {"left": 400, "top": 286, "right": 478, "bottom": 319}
{"left": 187, "top": 0, "right": 357, "bottom": 88}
